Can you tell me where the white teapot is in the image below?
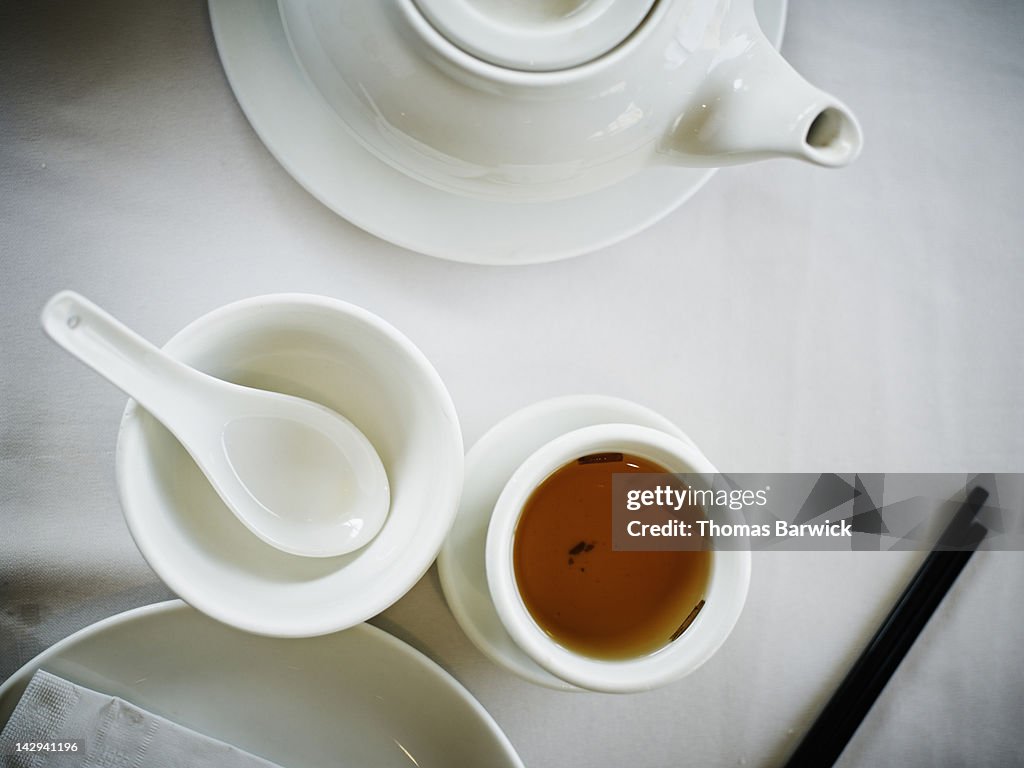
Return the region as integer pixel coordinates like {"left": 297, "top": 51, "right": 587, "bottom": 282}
{"left": 279, "top": 0, "right": 862, "bottom": 202}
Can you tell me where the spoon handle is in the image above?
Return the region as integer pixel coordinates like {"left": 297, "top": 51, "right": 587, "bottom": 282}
{"left": 41, "top": 290, "right": 199, "bottom": 424}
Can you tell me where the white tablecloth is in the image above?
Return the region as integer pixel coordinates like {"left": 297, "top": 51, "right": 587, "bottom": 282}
{"left": 2, "top": 1, "right": 1022, "bottom": 766}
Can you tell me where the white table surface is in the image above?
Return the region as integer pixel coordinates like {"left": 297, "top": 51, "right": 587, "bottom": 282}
{"left": 2, "top": 1, "right": 1022, "bottom": 766}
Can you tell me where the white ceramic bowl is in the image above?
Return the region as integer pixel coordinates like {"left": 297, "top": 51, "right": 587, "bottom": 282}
{"left": 486, "top": 424, "right": 750, "bottom": 693}
{"left": 116, "top": 294, "right": 463, "bottom": 637}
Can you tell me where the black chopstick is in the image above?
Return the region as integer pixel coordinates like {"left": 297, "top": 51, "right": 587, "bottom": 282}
{"left": 782, "top": 486, "right": 989, "bottom": 768}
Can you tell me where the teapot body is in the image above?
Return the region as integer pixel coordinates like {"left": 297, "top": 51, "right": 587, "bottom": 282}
{"left": 281, "top": 0, "right": 860, "bottom": 202}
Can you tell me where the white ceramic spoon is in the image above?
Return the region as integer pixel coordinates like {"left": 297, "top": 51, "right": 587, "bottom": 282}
{"left": 41, "top": 291, "right": 390, "bottom": 558}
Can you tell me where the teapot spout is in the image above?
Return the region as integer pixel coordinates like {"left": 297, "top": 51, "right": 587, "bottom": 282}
{"left": 663, "top": 31, "right": 862, "bottom": 168}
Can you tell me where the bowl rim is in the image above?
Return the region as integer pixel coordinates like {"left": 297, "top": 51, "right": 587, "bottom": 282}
{"left": 115, "top": 292, "right": 464, "bottom": 637}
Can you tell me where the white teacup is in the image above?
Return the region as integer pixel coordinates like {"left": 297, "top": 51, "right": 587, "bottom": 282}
{"left": 485, "top": 424, "right": 750, "bottom": 693}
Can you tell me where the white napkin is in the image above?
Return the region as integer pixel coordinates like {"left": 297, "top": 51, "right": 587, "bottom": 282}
{"left": 0, "top": 670, "right": 283, "bottom": 768}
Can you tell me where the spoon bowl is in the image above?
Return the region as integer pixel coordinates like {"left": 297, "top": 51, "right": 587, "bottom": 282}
{"left": 41, "top": 291, "right": 390, "bottom": 558}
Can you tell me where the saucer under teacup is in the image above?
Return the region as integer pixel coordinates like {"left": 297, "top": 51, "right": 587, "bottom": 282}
{"left": 438, "top": 394, "right": 703, "bottom": 690}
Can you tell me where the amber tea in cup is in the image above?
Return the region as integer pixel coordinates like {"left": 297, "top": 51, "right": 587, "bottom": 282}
{"left": 512, "top": 453, "right": 710, "bottom": 661}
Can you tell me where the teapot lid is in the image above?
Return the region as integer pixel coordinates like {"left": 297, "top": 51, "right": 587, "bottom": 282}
{"left": 412, "top": 0, "right": 657, "bottom": 72}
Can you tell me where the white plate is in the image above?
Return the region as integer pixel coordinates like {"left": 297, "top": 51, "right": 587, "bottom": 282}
{"left": 0, "top": 601, "right": 524, "bottom": 768}
{"left": 437, "top": 395, "right": 695, "bottom": 689}
{"left": 208, "top": 0, "right": 787, "bottom": 265}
